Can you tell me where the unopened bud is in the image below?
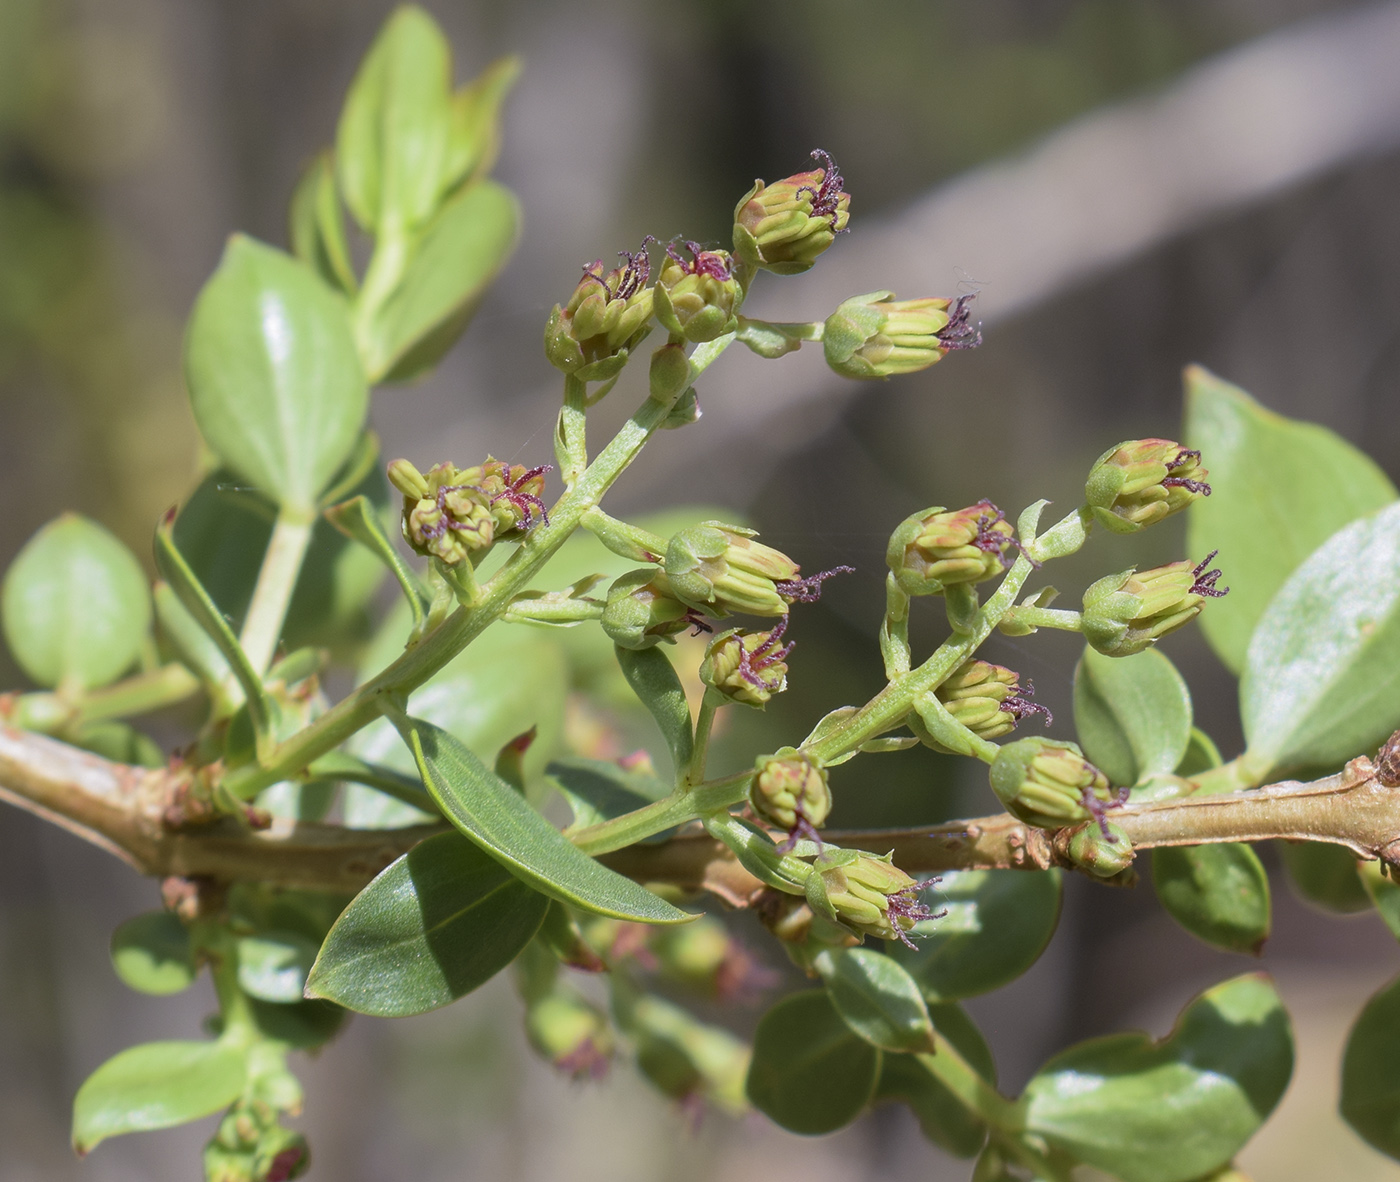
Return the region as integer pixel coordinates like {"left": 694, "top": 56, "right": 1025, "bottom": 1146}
{"left": 887, "top": 500, "right": 1015, "bottom": 596}
{"left": 400, "top": 462, "right": 494, "bottom": 564}
{"left": 990, "top": 738, "right": 1118, "bottom": 831}
{"left": 386, "top": 458, "right": 429, "bottom": 500}
{"left": 654, "top": 242, "right": 739, "bottom": 343}
{"left": 699, "top": 620, "right": 792, "bottom": 707}
{"left": 525, "top": 991, "right": 614, "bottom": 1081}
{"left": 1067, "top": 820, "right": 1134, "bottom": 878}
{"left": 1082, "top": 552, "right": 1227, "bottom": 657}
{"left": 751, "top": 748, "right": 831, "bottom": 835}
{"left": 806, "top": 851, "right": 932, "bottom": 945}
{"left": 1084, "top": 439, "right": 1212, "bottom": 534}
{"left": 649, "top": 342, "right": 693, "bottom": 403}
{"left": 602, "top": 569, "right": 694, "bottom": 650}
{"left": 666, "top": 522, "right": 799, "bottom": 617}
{"left": 933, "top": 659, "right": 1051, "bottom": 743}
{"left": 544, "top": 243, "right": 655, "bottom": 380}
{"left": 733, "top": 149, "right": 850, "bottom": 275}
{"left": 823, "top": 291, "right": 981, "bottom": 380}
{"left": 653, "top": 917, "right": 773, "bottom": 1000}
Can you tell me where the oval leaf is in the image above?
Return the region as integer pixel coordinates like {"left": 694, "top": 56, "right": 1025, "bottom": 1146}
{"left": 72, "top": 1040, "right": 247, "bottom": 1154}
{"left": 746, "top": 990, "right": 881, "bottom": 1135}
{"left": 307, "top": 830, "right": 548, "bottom": 1017}
{"left": 1242, "top": 502, "right": 1400, "bottom": 774}
{"left": 891, "top": 869, "right": 1062, "bottom": 1001}
{"left": 816, "top": 947, "right": 936, "bottom": 1053}
{"left": 2, "top": 514, "right": 150, "bottom": 690}
{"left": 1360, "top": 860, "right": 1400, "bottom": 942}
{"left": 1023, "top": 973, "right": 1293, "bottom": 1182}
{"left": 393, "top": 714, "right": 691, "bottom": 925}
{"left": 1073, "top": 646, "right": 1192, "bottom": 787}
{"left": 185, "top": 235, "right": 368, "bottom": 516}
{"left": 1342, "top": 973, "right": 1400, "bottom": 1158}
{"left": 110, "top": 912, "right": 196, "bottom": 996}
{"left": 1277, "top": 840, "right": 1371, "bottom": 914}
{"left": 875, "top": 1002, "right": 996, "bottom": 1158}
{"left": 1151, "top": 845, "right": 1270, "bottom": 955}
{"left": 237, "top": 930, "right": 321, "bottom": 1003}
{"left": 1184, "top": 366, "right": 1396, "bottom": 674}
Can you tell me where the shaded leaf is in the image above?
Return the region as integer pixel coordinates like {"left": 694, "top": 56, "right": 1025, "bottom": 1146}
{"left": 547, "top": 756, "right": 668, "bottom": 830}
{"left": 1151, "top": 845, "right": 1270, "bottom": 955}
{"left": 1073, "top": 646, "right": 1191, "bottom": 788}
{"left": 1342, "top": 973, "right": 1400, "bottom": 1159}
{"left": 289, "top": 150, "right": 356, "bottom": 294}
{"left": 1359, "top": 860, "right": 1400, "bottom": 941}
{"left": 1277, "top": 841, "right": 1370, "bottom": 914}
{"left": 816, "top": 946, "right": 936, "bottom": 1052}
{"left": 614, "top": 644, "right": 694, "bottom": 772}
{"left": 1183, "top": 366, "right": 1395, "bottom": 674}
{"left": 237, "top": 930, "right": 321, "bottom": 1004}
{"left": 109, "top": 912, "right": 196, "bottom": 996}
{"left": 307, "top": 831, "right": 547, "bottom": 1017}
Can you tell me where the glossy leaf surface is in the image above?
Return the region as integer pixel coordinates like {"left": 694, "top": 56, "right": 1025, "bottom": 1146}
{"left": 237, "top": 930, "right": 321, "bottom": 1004}
{"left": 1073, "top": 646, "right": 1192, "bottom": 788}
{"left": 1342, "top": 973, "right": 1400, "bottom": 1158}
{"left": 72, "top": 1040, "right": 247, "bottom": 1154}
{"left": 1023, "top": 974, "right": 1293, "bottom": 1182}
{"left": 185, "top": 236, "right": 367, "bottom": 515}
{"left": 2, "top": 515, "right": 150, "bottom": 690}
{"left": 1151, "top": 845, "right": 1270, "bottom": 955}
{"left": 1241, "top": 501, "right": 1400, "bottom": 775}
{"left": 746, "top": 990, "right": 881, "bottom": 1135}
{"left": 816, "top": 947, "right": 936, "bottom": 1052}
{"left": 1183, "top": 366, "right": 1395, "bottom": 674}
{"left": 891, "top": 869, "right": 1062, "bottom": 1000}
{"left": 307, "top": 831, "right": 547, "bottom": 1017}
{"left": 395, "top": 714, "right": 691, "bottom": 923}
{"left": 109, "top": 912, "right": 197, "bottom": 996}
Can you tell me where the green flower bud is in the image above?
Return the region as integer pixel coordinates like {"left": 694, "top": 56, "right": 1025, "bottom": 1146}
{"left": 602, "top": 569, "right": 694, "bottom": 650}
{"left": 990, "top": 738, "right": 1118, "bottom": 831}
{"left": 806, "top": 851, "right": 932, "bottom": 945}
{"left": 887, "top": 500, "right": 1015, "bottom": 596}
{"left": 525, "top": 991, "right": 614, "bottom": 1080}
{"left": 934, "top": 659, "right": 1051, "bottom": 743}
{"left": 1067, "top": 820, "right": 1134, "bottom": 878}
{"left": 751, "top": 747, "right": 831, "bottom": 838}
{"left": 1082, "top": 553, "right": 1227, "bottom": 657}
{"left": 823, "top": 291, "right": 981, "bottom": 379}
{"left": 396, "top": 457, "right": 551, "bottom": 565}
{"left": 653, "top": 242, "right": 739, "bottom": 343}
{"left": 386, "top": 457, "right": 429, "bottom": 500}
{"left": 653, "top": 917, "right": 771, "bottom": 1000}
{"left": 648, "top": 342, "right": 693, "bottom": 403}
{"left": 665, "top": 522, "right": 799, "bottom": 617}
{"left": 1084, "top": 438, "right": 1212, "bottom": 534}
{"left": 204, "top": 1103, "right": 308, "bottom": 1182}
{"left": 733, "top": 149, "right": 850, "bottom": 275}
{"left": 544, "top": 243, "right": 655, "bottom": 379}
{"left": 699, "top": 619, "right": 792, "bottom": 707}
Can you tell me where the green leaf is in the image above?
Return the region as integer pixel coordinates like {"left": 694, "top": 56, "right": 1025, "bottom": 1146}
{"left": 393, "top": 713, "right": 692, "bottom": 924}
{"left": 347, "top": 618, "right": 569, "bottom": 827}
{"left": 1360, "top": 860, "right": 1400, "bottom": 941}
{"left": 324, "top": 492, "right": 428, "bottom": 632}
{"left": 1022, "top": 973, "right": 1293, "bottom": 1182}
{"left": 237, "top": 930, "right": 321, "bottom": 1004}
{"left": 1277, "top": 840, "right": 1371, "bottom": 914}
{"left": 249, "top": 997, "right": 346, "bottom": 1050}
{"left": 1151, "top": 845, "right": 1270, "bottom": 955}
{"left": 306, "top": 831, "right": 548, "bottom": 1017}
{"left": 547, "top": 756, "right": 668, "bottom": 829}
{"left": 1177, "top": 727, "right": 1223, "bottom": 777}
{"left": 746, "top": 990, "right": 882, "bottom": 1135}
{"left": 1241, "top": 502, "right": 1400, "bottom": 776}
{"left": 335, "top": 5, "right": 452, "bottom": 234}
{"left": 1073, "top": 646, "right": 1192, "bottom": 787}
{"left": 363, "top": 179, "right": 519, "bottom": 383}
{"left": 1342, "top": 973, "right": 1400, "bottom": 1158}
{"left": 185, "top": 235, "right": 368, "bottom": 516}
{"left": 72, "top": 1040, "right": 247, "bottom": 1154}
{"left": 73, "top": 720, "right": 164, "bottom": 768}
{"left": 2, "top": 514, "right": 150, "bottom": 690}
{"left": 875, "top": 1003, "right": 995, "bottom": 1158}
{"left": 443, "top": 55, "right": 519, "bottom": 192}
{"left": 1183, "top": 366, "right": 1396, "bottom": 674}
{"left": 110, "top": 912, "right": 196, "bottom": 996}
{"left": 289, "top": 150, "right": 356, "bottom": 294}
{"left": 613, "top": 644, "right": 694, "bottom": 772}
{"left": 815, "top": 947, "right": 936, "bottom": 1052}
{"left": 173, "top": 464, "right": 390, "bottom": 653}
{"left": 891, "top": 869, "right": 1062, "bottom": 1000}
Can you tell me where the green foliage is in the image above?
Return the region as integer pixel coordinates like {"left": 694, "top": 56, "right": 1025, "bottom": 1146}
{"left": 1276, "top": 840, "right": 1371, "bottom": 914}
{"left": 1184, "top": 365, "right": 1396, "bottom": 675}
{"left": 1022, "top": 974, "right": 1294, "bottom": 1182}
{"left": 1151, "top": 845, "right": 1270, "bottom": 955}
{"left": 1342, "top": 974, "right": 1400, "bottom": 1157}
{"left": 307, "top": 832, "right": 549, "bottom": 1017}
{"left": 110, "top": 912, "right": 197, "bottom": 996}
{"left": 1073, "top": 645, "right": 1192, "bottom": 788}
{"left": 815, "top": 946, "right": 937, "bottom": 1052}
{"left": 2, "top": 514, "right": 150, "bottom": 689}
{"left": 614, "top": 644, "right": 694, "bottom": 771}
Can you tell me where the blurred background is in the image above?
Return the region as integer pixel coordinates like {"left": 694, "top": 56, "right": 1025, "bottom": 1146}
{"left": 4, "top": 0, "right": 1400, "bottom": 1177}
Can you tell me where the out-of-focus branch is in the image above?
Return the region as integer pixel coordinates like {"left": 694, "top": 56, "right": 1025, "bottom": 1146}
{"left": 5, "top": 723, "right": 1400, "bottom": 904}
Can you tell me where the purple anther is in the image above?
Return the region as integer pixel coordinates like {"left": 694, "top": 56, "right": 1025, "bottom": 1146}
{"left": 796, "top": 149, "right": 848, "bottom": 230}
{"left": 885, "top": 886, "right": 940, "bottom": 950}
{"left": 970, "top": 501, "right": 1014, "bottom": 569}
{"left": 683, "top": 608, "right": 714, "bottom": 637}
{"left": 489, "top": 463, "right": 553, "bottom": 530}
{"left": 775, "top": 811, "right": 825, "bottom": 855}
{"left": 665, "top": 238, "right": 733, "bottom": 280}
{"left": 578, "top": 240, "right": 653, "bottom": 303}
{"left": 1005, "top": 680, "right": 1053, "bottom": 728}
{"left": 1190, "top": 550, "right": 1229, "bottom": 598}
{"left": 776, "top": 565, "right": 855, "bottom": 604}
{"left": 736, "top": 617, "right": 793, "bottom": 689}
{"left": 1169, "top": 448, "right": 1202, "bottom": 470}
{"left": 936, "top": 293, "right": 984, "bottom": 351}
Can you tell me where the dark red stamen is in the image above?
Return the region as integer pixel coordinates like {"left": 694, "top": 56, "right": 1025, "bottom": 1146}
{"left": 488, "top": 464, "right": 553, "bottom": 529}
{"left": 936, "top": 293, "right": 983, "bottom": 351}
{"left": 1005, "top": 679, "right": 1053, "bottom": 727}
{"left": 736, "top": 617, "right": 793, "bottom": 689}
{"left": 796, "top": 149, "right": 848, "bottom": 230}
{"left": 971, "top": 501, "right": 1014, "bottom": 570}
{"left": 776, "top": 565, "right": 855, "bottom": 604}
{"left": 1190, "top": 550, "right": 1229, "bottom": 598}
{"left": 885, "top": 886, "right": 940, "bottom": 950}
{"left": 1082, "top": 782, "right": 1131, "bottom": 839}
{"left": 265, "top": 1147, "right": 306, "bottom": 1182}
{"left": 665, "top": 239, "right": 732, "bottom": 281}
{"left": 775, "top": 811, "right": 824, "bottom": 855}
{"left": 580, "top": 240, "right": 653, "bottom": 303}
